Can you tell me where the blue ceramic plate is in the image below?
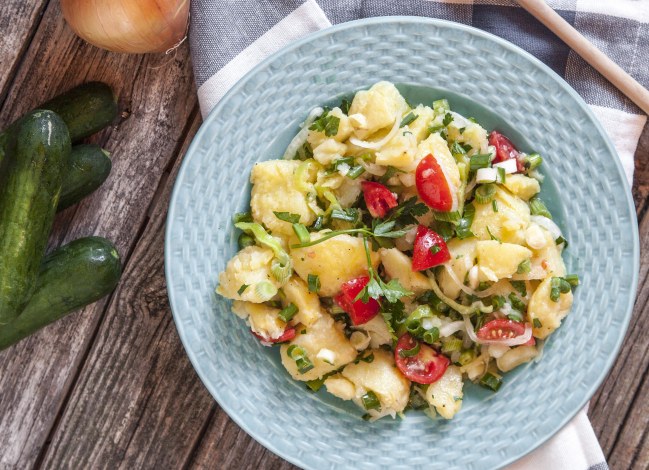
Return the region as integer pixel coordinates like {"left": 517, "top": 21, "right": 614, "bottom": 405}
{"left": 165, "top": 17, "right": 638, "bottom": 470}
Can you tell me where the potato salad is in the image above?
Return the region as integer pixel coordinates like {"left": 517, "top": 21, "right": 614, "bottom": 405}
{"left": 216, "top": 81, "right": 578, "bottom": 421}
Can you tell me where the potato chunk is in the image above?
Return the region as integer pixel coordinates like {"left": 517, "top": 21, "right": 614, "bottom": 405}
{"left": 354, "top": 315, "right": 392, "bottom": 348}
{"left": 280, "top": 314, "right": 357, "bottom": 381}
{"left": 375, "top": 129, "right": 417, "bottom": 168}
{"left": 438, "top": 239, "right": 477, "bottom": 299}
{"left": 250, "top": 160, "right": 316, "bottom": 236}
{"left": 282, "top": 276, "right": 322, "bottom": 327}
{"left": 216, "top": 246, "right": 280, "bottom": 302}
{"left": 528, "top": 276, "right": 574, "bottom": 339}
{"left": 502, "top": 174, "right": 541, "bottom": 201}
{"left": 232, "top": 301, "right": 287, "bottom": 340}
{"left": 476, "top": 240, "right": 532, "bottom": 280}
{"left": 349, "top": 81, "right": 408, "bottom": 139}
{"left": 291, "top": 232, "right": 379, "bottom": 296}
{"left": 471, "top": 186, "right": 530, "bottom": 244}
{"left": 425, "top": 365, "right": 463, "bottom": 419}
{"left": 340, "top": 349, "right": 410, "bottom": 413}
{"left": 379, "top": 248, "right": 430, "bottom": 295}
{"left": 312, "top": 138, "right": 347, "bottom": 166}
{"left": 514, "top": 227, "right": 566, "bottom": 280}
{"left": 408, "top": 105, "right": 435, "bottom": 142}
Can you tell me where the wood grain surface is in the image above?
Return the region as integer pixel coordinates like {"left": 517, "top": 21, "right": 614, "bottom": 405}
{"left": 0, "top": 2, "right": 647, "bottom": 469}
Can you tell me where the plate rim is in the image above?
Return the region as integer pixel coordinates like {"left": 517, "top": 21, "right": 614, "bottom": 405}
{"left": 165, "top": 15, "right": 639, "bottom": 469}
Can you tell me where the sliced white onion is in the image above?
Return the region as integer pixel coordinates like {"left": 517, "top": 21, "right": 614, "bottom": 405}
{"left": 441, "top": 264, "right": 503, "bottom": 299}
{"left": 487, "top": 344, "right": 510, "bottom": 358}
{"left": 493, "top": 159, "right": 518, "bottom": 174}
{"left": 361, "top": 161, "right": 387, "bottom": 176}
{"left": 464, "top": 316, "right": 533, "bottom": 346}
{"left": 464, "top": 177, "right": 477, "bottom": 196}
{"left": 337, "top": 162, "right": 351, "bottom": 176}
{"left": 282, "top": 107, "right": 323, "bottom": 160}
{"left": 529, "top": 169, "right": 545, "bottom": 182}
{"left": 476, "top": 167, "right": 498, "bottom": 183}
{"left": 449, "top": 111, "right": 470, "bottom": 128}
{"left": 530, "top": 215, "right": 562, "bottom": 240}
{"left": 468, "top": 265, "right": 479, "bottom": 290}
{"left": 317, "top": 348, "right": 336, "bottom": 365}
{"left": 439, "top": 320, "right": 465, "bottom": 338}
{"left": 404, "top": 225, "right": 418, "bottom": 244}
{"left": 349, "top": 112, "right": 401, "bottom": 150}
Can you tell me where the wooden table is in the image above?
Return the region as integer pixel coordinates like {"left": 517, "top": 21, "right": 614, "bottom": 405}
{"left": 1, "top": 2, "right": 648, "bottom": 469}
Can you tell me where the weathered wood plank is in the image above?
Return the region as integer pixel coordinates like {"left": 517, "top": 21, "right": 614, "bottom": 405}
{"left": 38, "top": 112, "right": 221, "bottom": 468}
{"left": 0, "top": 1, "right": 197, "bottom": 467}
{"left": 0, "top": 0, "right": 49, "bottom": 105}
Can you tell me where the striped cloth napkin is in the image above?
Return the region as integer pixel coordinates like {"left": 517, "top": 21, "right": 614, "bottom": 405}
{"left": 189, "top": 1, "right": 648, "bottom": 468}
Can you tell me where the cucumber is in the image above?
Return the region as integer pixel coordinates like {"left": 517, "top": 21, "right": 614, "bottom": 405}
{"left": 0, "top": 237, "right": 122, "bottom": 350}
{"left": 40, "top": 82, "right": 118, "bottom": 142}
{"left": 58, "top": 144, "right": 112, "bottom": 211}
{"left": 0, "top": 110, "right": 71, "bottom": 325}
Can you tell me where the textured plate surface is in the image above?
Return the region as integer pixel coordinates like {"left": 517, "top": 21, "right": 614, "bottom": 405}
{"left": 165, "top": 17, "right": 638, "bottom": 470}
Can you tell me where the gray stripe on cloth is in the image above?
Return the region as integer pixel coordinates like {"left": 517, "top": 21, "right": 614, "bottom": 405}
{"left": 318, "top": 0, "right": 471, "bottom": 25}
{"left": 190, "top": 0, "right": 306, "bottom": 86}
{"left": 587, "top": 463, "right": 609, "bottom": 470}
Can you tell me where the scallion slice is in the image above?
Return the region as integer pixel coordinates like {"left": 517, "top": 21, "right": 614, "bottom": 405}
{"left": 433, "top": 99, "right": 450, "bottom": 115}
{"left": 237, "top": 284, "right": 249, "bottom": 296}
{"left": 508, "top": 293, "right": 526, "bottom": 311}
{"left": 524, "top": 152, "right": 543, "bottom": 171}
{"left": 565, "top": 274, "right": 580, "bottom": 287}
{"left": 307, "top": 274, "right": 320, "bottom": 293}
{"left": 423, "top": 327, "right": 440, "bottom": 344}
{"left": 233, "top": 212, "right": 253, "bottom": 224}
{"left": 470, "top": 153, "right": 491, "bottom": 170}
{"left": 533, "top": 318, "right": 543, "bottom": 328}
{"left": 507, "top": 311, "right": 524, "bottom": 322}
{"left": 347, "top": 165, "right": 365, "bottom": 179}
{"left": 238, "top": 233, "right": 255, "bottom": 250}
{"left": 510, "top": 280, "right": 527, "bottom": 297}
{"left": 361, "top": 391, "right": 381, "bottom": 411}
{"left": 475, "top": 184, "right": 496, "bottom": 204}
{"left": 287, "top": 345, "right": 314, "bottom": 374}
{"left": 399, "top": 112, "right": 418, "bottom": 128}
{"left": 430, "top": 245, "right": 441, "bottom": 255}
{"left": 441, "top": 337, "right": 462, "bottom": 354}
{"left": 279, "top": 303, "right": 299, "bottom": 322}
{"left": 516, "top": 259, "right": 531, "bottom": 274}
{"left": 274, "top": 211, "right": 301, "bottom": 223}
{"left": 529, "top": 197, "right": 552, "bottom": 219}
{"left": 399, "top": 341, "right": 421, "bottom": 358}
{"left": 292, "top": 223, "right": 310, "bottom": 244}
{"left": 479, "top": 372, "right": 502, "bottom": 392}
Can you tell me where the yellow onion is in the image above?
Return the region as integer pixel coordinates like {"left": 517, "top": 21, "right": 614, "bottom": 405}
{"left": 60, "top": 0, "right": 189, "bottom": 54}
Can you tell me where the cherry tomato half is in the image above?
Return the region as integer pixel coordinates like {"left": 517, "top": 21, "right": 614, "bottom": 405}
{"left": 252, "top": 327, "right": 296, "bottom": 344}
{"left": 476, "top": 319, "right": 526, "bottom": 341}
{"left": 361, "top": 181, "right": 398, "bottom": 218}
{"left": 411, "top": 225, "right": 451, "bottom": 271}
{"left": 488, "top": 131, "right": 524, "bottom": 172}
{"left": 415, "top": 154, "right": 455, "bottom": 212}
{"left": 334, "top": 276, "right": 380, "bottom": 325}
{"left": 394, "top": 333, "right": 450, "bottom": 384}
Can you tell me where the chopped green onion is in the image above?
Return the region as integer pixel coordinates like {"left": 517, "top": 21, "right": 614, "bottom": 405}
{"left": 529, "top": 197, "right": 553, "bottom": 219}
{"left": 478, "top": 281, "right": 491, "bottom": 291}
{"left": 274, "top": 211, "right": 301, "bottom": 223}
{"left": 492, "top": 200, "right": 499, "bottom": 213}
{"left": 433, "top": 99, "right": 450, "bottom": 115}
{"left": 311, "top": 215, "right": 325, "bottom": 231}
{"left": 237, "top": 284, "right": 249, "bottom": 295}
{"left": 430, "top": 245, "right": 441, "bottom": 255}
{"left": 416, "top": 291, "right": 449, "bottom": 314}
{"left": 565, "top": 274, "right": 580, "bottom": 287}
{"left": 475, "top": 184, "right": 496, "bottom": 204}
{"left": 486, "top": 226, "right": 501, "bottom": 242}
{"left": 479, "top": 372, "right": 502, "bottom": 392}
{"left": 399, "top": 112, "right": 418, "bottom": 128}
{"left": 497, "top": 167, "right": 506, "bottom": 184}
{"left": 340, "top": 98, "right": 351, "bottom": 115}
{"left": 347, "top": 165, "right": 365, "bottom": 179}
{"left": 517, "top": 259, "right": 531, "bottom": 274}
{"left": 510, "top": 280, "right": 527, "bottom": 296}
{"left": 360, "top": 352, "right": 375, "bottom": 363}
{"left": 307, "top": 274, "right": 320, "bottom": 293}
{"left": 533, "top": 318, "right": 542, "bottom": 328}
{"left": 305, "top": 378, "right": 325, "bottom": 392}
{"left": 236, "top": 222, "right": 292, "bottom": 283}
{"left": 555, "top": 236, "right": 568, "bottom": 247}
{"left": 238, "top": 233, "right": 255, "bottom": 250}
{"left": 470, "top": 153, "right": 491, "bottom": 170}
{"left": 508, "top": 293, "right": 526, "bottom": 311}
{"left": 441, "top": 336, "right": 463, "bottom": 354}
{"left": 361, "top": 391, "right": 381, "bottom": 411}
{"left": 524, "top": 152, "right": 543, "bottom": 171}
{"left": 279, "top": 303, "right": 299, "bottom": 322}
{"left": 405, "top": 305, "right": 434, "bottom": 335}
{"left": 423, "top": 327, "right": 440, "bottom": 344}
{"left": 491, "top": 295, "right": 506, "bottom": 310}
{"left": 292, "top": 223, "right": 310, "bottom": 244}
{"left": 442, "top": 113, "right": 453, "bottom": 126}
{"left": 458, "top": 349, "right": 476, "bottom": 366}
{"left": 399, "top": 341, "right": 421, "bottom": 358}
{"left": 287, "top": 345, "right": 314, "bottom": 374}
{"left": 456, "top": 204, "right": 475, "bottom": 240}
{"left": 233, "top": 212, "right": 253, "bottom": 223}
{"left": 507, "top": 311, "right": 524, "bottom": 322}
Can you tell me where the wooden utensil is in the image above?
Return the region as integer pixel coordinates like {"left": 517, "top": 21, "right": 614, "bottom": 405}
{"left": 516, "top": 0, "right": 649, "bottom": 115}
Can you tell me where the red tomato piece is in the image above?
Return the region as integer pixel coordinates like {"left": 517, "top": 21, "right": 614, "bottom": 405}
{"left": 394, "top": 333, "right": 450, "bottom": 384}
{"left": 476, "top": 319, "right": 526, "bottom": 341}
{"left": 334, "top": 276, "right": 380, "bottom": 325}
{"left": 361, "top": 181, "right": 398, "bottom": 218}
{"left": 488, "top": 131, "right": 524, "bottom": 172}
{"left": 252, "top": 327, "right": 296, "bottom": 344}
{"left": 415, "top": 154, "right": 455, "bottom": 212}
{"left": 411, "top": 225, "right": 451, "bottom": 271}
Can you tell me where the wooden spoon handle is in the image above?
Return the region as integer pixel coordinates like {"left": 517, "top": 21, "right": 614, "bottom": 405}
{"left": 517, "top": 0, "right": 649, "bottom": 115}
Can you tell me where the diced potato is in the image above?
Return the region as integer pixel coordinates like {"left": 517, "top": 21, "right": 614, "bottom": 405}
{"left": 324, "top": 375, "right": 357, "bottom": 400}
{"left": 250, "top": 160, "right": 316, "bottom": 236}
{"left": 280, "top": 314, "right": 357, "bottom": 381}
{"left": 348, "top": 81, "right": 408, "bottom": 139}
{"left": 341, "top": 349, "right": 410, "bottom": 413}
{"left": 375, "top": 129, "right": 417, "bottom": 168}
{"left": 291, "top": 232, "right": 379, "bottom": 296}
{"left": 232, "top": 301, "right": 287, "bottom": 340}
{"left": 476, "top": 240, "right": 532, "bottom": 280}
{"left": 216, "top": 246, "right": 280, "bottom": 302}
{"left": 528, "top": 276, "right": 574, "bottom": 339}
{"left": 513, "top": 228, "right": 566, "bottom": 280}
{"left": 438, "top": 239, "right": 477, "bottom": 299}
{"left": 408, "top": 105, "right": 435, "bottom": 142}
{"left": 355, "top": 315, "right": 392, "bottom": 348}
{"left": 312, "top": 138, "right": 347, "bottom": 166}
{"left": 411, "top": 134, "right": 461, "bottom": 191}
{"left": 307, "top": 107, "right": 353, "bottom": 148}
{"left": 282, "top": 276, "right": 322, "bottom": 327}
{"left": 334, "top": 177, "right": 362, "bottom": 208}
{"left": 471, "top": 186, "right": 530, "bottom": 244}
{"left": 496, "top": 345, "right": 538, "bottom": 372}
{"left": 503, "top": 174, "right": 541, "bottom": 201}
{"left": 447, "top": 118, "right": 489, "bottom": 155}
{"left": 379, "top": 248, "right": 430, "bottom": 295}
{"left": 425, "top": 365, "right": 463, "bottom": 419}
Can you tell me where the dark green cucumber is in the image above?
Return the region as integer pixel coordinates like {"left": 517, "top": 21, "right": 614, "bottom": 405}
{"left": 0, "top": 110, "right": 71, "bottom": 325}
{"left": 40, "top": 82, "right": 118, "bottom": 142}
{"left": 0, "top": 237, "right": 122, "bottom": 350}
{"left": 58, "top": 144, "right": 112, "bottom": 211}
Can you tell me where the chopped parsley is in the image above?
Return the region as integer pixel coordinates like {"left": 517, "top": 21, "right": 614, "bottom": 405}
{"left": 309, "top": 108, "right": 340, "bottom": 136}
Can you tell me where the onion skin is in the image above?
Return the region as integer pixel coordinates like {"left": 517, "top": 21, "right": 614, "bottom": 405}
{"left": 60, "top": 0, "right": 189, "bottom": 54}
